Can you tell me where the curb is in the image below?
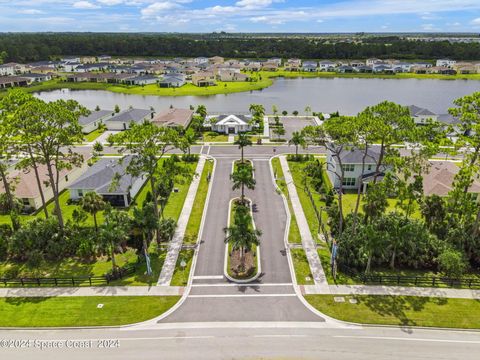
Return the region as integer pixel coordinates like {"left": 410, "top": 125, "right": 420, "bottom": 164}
{"left": 224, "top": 197, "right": 262, "bottom": 284}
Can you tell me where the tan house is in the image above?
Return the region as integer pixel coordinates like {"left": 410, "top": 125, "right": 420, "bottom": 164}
{"left": 151, "top": 108, "right": 194, "bottom": 128}
{"left": 192, "top": 71, "right": 216, "bottom": 87}
{"left": 285, "top": 58, "right": 302, "bottom": 71}
{"left": 216, "top": 70, "right": 249, "bottom": 82}
{"left": 209, "top": 56, "right": 225, "bottom": 64}
{"left": 262, "top": 62, "right": 279, "bottom": 71}
{"left": 1, "top": 150, "right": 92, "bottom": 212}
{"left": 422, "top": 161, "right": 480, "bottom": 198}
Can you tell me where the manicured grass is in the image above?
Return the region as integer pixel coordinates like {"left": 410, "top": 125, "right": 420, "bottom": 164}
{"left": 184, "top": 159, "right": 214, "bottom": 244}
{"left": 291, "top": 248, "right": 314, "bottom": 285}
{"left": 305, "top": 295, "right": 480, "bottom": 329}
{"left": 171, "top": 249, "right": 194, "bottom": 286}
{"left": 203, "top": 132, "right": 229, "bottom": 142}
{"left": 271, "top": 158, "right": 301, "bottom": 244}
{"left": 0, "top": 296, "right": 180, "bottom": 327}
{"left": 83, "top": 128, "right": 105, "bottom": 142}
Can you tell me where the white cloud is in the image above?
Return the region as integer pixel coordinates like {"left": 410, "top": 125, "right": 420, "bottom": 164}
{"left": 250, "top": 16, "right": 267, "bottom": 23}
{"left": 17, "top": 9, "right": 45, "bottom": 14}
{"left": 97, "top": 0, "right": 124, "bottom": 4}
{"left": 472, "top": 17, "right": 480, "bottom": 25}
{"left": 141, "top": 1, "right": 185, "bottom": 17}
{"left": 236, "top": 0, "right": 273, "bottom": 8}
{"left": 73, "top": 1, "right": 100, "bottom": 9}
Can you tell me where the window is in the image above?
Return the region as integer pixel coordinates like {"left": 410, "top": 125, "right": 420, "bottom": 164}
{"left": 22, "top": 198, "right": 30, "bottom": 206}
{"left": 78, "top": 190, "right": 83, "bottom": 197}
{"left": 367, "top": 165, "right": 373, "bottom": 171}
{"left": 342, "top": 164, "right": 355, "bottom": 172}
{"left": 342, "top": 177, "right": 356, "bottom": 187}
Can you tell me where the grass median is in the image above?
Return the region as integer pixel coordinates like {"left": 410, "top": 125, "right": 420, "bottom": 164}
{"left": 0, "top": 296, "right": 180, "bottom": 327}
{"left": 305, "top": 294, "right": 480, "bottom": 329}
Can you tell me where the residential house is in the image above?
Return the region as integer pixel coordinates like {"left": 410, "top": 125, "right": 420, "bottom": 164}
{"left": 0, "top": 63, "right": 15, "bottom": 76}
{"left": 74, "top": 63, "right": 110, "bottom": 73}
{"left": 366, "top": 58, "right": 383, "bottom": 66}
{"left": 80, "top": 56, "right": 96, "bottom": 63}
{"left": 208, "top": 114, "right": 253, "bottom": 134}
{"left": 152, "top": 108, "right": 194, "bottom": 129}
{"left": 79, "top": 109, "right": 113, "bottom": 134}
{"left": 268, "top": 58, "right": 282, "bottom": 66}
{"left": 122, "top": 75, "right": 158, "bottom": 86}
{"left": 349, "top": 61, "right": 365, "bottom": 68}
{"left": 262, "top": 62, "right": 279, "bottom": 72}
{"left": 408, "top": 105, "right": 438, "bottom": 125}
{"left": 302, "top": 61, "right": 318, "bottom": 72}
{"left": 326, "top": 146, "right": 388, "bottom": 192}
{"left": 244, "top": 62, "right": 262, "bottom": 72}
{"left": 1, "top": 150, "right": 92, "bottom": 212}
{"left": 373, "top": 64, "right": 395, "bottom": 73}
{"left": 355, "top": 65, "right": 373, "bottom": 73}
{"left": 216, "top": 70, "right": 249, "bottom": 82}
{"left": 337, "top": 65, "right": 354, "bottom": 73}
{"left": 68, "top": 155, "right": 147, "bottom": 207}
{"left": 158, "top": 73, "right": 186, "bottom": 88}
{"left": 22, "top": 73, "right": 52, "bottom": 83}
{"left": 436, "top": 59, "right": 456, "bottom": 68}
{"left": 63, "top": 62, "right": 81, "bottom": 72}
{"left": 427, "top": 66, "right": 457, "bottom": 75}
{"left": 209, "top": 56, "right": 225, "bottom": 64}
{"left": 0, "top": 76, "right": 29, "bottom": 89}
{"left": 105, "top": 108, "right": 154, "bottom": 131}
{"left": 194, "top": 57, "right": 209, "bottom": 65}
{"left": 192, "top": 71, "right": 216, "bottom": 87}
{"left": 61, "top": 56, "right": 81, "bottom": 64}
{"left": 422, "top": 161, "right": 480, "bottom": 198}
{"left": 319, "top": 60, "right": 336, "bottom": 71}
{"left": 285, "top": 59, "right": 302, "bottom": 71}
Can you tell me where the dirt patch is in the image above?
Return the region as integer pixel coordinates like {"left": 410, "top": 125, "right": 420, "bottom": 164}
{"left": 230, "top": 248, "right": 256, "bottom": 279}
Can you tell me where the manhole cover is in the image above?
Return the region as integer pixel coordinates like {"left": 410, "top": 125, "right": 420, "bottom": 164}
{"left": 349, "top": 298, "right": 358, "bottom": 304}
{"left": 334, "top": 297, "right": 345, "bottom": 303}
{"left": 97, "top": 304, "right": 104, "bottom": 309}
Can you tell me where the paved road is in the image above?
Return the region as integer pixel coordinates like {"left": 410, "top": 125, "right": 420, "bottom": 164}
{"left": 161, "top": 154, "right": 321, "bottom": 323}
{"left": 1, "top": 325, "right": 479, "bottom": 359}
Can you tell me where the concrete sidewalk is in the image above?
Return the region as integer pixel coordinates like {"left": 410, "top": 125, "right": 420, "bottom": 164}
{"left": 0, "top": 286, "right": 184, "bottom": 298}
{"left": 157, "top": 156, "right": 206, "bottom": 286}
{"left": 302, "top": 284, "right": 480, "bottom": 300}
{"left": 279, "top": 156, "right": 329, "bottom": 291}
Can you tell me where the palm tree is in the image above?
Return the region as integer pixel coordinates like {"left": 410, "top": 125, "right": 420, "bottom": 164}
{"left": 131, "top": 203, "right": 159, "bottom": 275}
{"left": 234, "top": 132, "right": 252, "bottom": 163}
{"left": 231, "top": 166, "right": 255, "bottom": 203}
{"left": 80, "top": 191, "right": 106, "bottom": 233}
{"left": 99, "top": 206, "right": 130, "bottom": 272}
{"left": 181, "top": 128, "right": 197, "bottom": 156}
{"left": 196, "top": 105, "right": 207, "bottom": 119}
{"left": 288, "top": 131, "right": 306, "bottom": 156}
{"left": 224, "top": 206, "right": 262, "bottom": 272}
{"left": 305, "top": 105, "right": 312, "bottom": 116}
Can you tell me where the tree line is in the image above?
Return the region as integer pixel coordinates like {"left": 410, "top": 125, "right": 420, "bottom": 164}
{"left": 1, "top": 33, "right": 480, "bottom": 63}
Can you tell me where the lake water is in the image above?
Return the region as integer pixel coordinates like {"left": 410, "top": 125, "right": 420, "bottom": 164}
{"left": 35, "top": 77, "right": 480, "bottom": 115}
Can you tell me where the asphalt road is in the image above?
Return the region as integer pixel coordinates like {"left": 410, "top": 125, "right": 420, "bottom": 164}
{"left": 1, "top": 325, "right": 479, "bottom": 359}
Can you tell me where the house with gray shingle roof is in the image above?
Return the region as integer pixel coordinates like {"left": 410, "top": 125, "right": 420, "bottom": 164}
{"left": 326, "top": 145, "right": 391, "bottom": 191}
{"left": 104, "top": 108, "right": 154, "bottom": 131}
{"left": 408, "top": 105, "right": 438, "bottom": 125}
{"left": 79, "top": 109, "right": 113, "bottom": 134}
{"left": 68, "top": 155, "right": 147, "bottom": 207}
{"left": 207, "top": 114, "right": 253, "bottom": 134}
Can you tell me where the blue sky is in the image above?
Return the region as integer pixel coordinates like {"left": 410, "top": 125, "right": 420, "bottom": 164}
{"left": 0, "top": 0, "right": 480, "bottom": 32}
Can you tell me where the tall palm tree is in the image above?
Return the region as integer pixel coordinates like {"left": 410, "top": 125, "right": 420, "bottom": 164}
{"left": 231, "top": 167, "right": 255, "bottom": 203}
{"left": 196, "top": 105, "right": 207, "bottom": 119}
{"left": 99, "top": 207, "right": 130, "bottom": 272}
{"left": 80, "top": 191, "right": 106, "bottom": 233}
{"left": 131, "top": 203, "right": 159, "bottom": 275}
{"left": 234, "top": 132, "right": 252, "bottom": 163}
{"left": 224, "top": 207, "right": 262, "bottom": 272}
{"left": 288, "top": 131, "right": 306, "bottom": 156}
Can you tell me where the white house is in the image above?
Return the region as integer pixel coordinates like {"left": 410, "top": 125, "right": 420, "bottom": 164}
{"left": 158, "top": 74, "right": 186, "bottom": 88}
{"left": 68, "top": 155, "right": 147, "bottom": 207}
{"left": 319, "top": 60, "right": 336, "bottom": 71}
{"left": 208, "top": 114, "right": 253, "bottom": 134}
{"left": 22, "top": 73, "right": 52, "bottom": 83}
{"left": 194, "top": 57, "right": 209, "bottom": 65}
{"left": 79, "top": 109, "right": 113, "bottom": 134}
{"left": 0, "top": 63, "right": 15, "bottom": 76}
{"left": 436, "top": 59, "right": 456, "bottom": 68}
{"left": 326, "top": 146, "right": 388, "bottom": 192}
{"left": 122, "top": 75, "right": 158, "bottom": 86}
{"left": 104, "top": 108, "right": 154, "bottom": 131}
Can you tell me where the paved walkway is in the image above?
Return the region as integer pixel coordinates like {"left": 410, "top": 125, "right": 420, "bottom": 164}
{"left": 279, "top": 156, "right": 329, "bottom": 291}
{"left": 227, "top": 134, "right": 235, "bottom": 143}
{"left": 157, "top": 156, "right": 206, "bottom": 286}
{"left": 302, "top": 284, "right": 480, "bottom": 299}
{"left": 0, "top": 286, "right": 184, "bottom": 298}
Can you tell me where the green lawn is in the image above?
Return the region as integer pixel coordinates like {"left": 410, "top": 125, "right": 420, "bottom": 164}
{"left": 291, "top": 248, "right": 314, "bottom": 285}
{"left": 83, "top": 128, "right": 105, "bottom": 142}
{"left": 203, "top": 132, "right": 229, "bottom": 142}
{"left": 305, "top": 295, "right": 480, "bottom": 329}
{"left": 171, "top": 249, "right": 194, "bottom": 286}
{"left": 0, "top": 296, "right": 180, "bottom": 327}
{"left": 184, "top": 159, "right": 214, "bottom": 244}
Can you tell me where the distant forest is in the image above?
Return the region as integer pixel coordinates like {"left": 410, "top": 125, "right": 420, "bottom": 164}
{"left": 1, "top": 33, "right": 480, "bottom": 62}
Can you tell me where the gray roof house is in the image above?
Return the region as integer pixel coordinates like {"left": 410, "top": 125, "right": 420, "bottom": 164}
{"left": 158, "top": 74, "right": 186, "bottom": 88}
{"left": 326, "top": 145, "right": 389, "bottom": 191}
{"left": 68, "top": 155, "right": 147, "bottom": 207}
{"left": 79, "top": 110, "right": 113, "bottom": 134}
{"left": 104, "top": 108, "right": 154, "bottom": 131}
{"left": 408, "top": 105, "right": 438, "bottom": 124}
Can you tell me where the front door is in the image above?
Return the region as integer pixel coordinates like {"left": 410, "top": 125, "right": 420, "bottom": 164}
{"left": 228, "top": 127, "right": 236, "bottom": 134}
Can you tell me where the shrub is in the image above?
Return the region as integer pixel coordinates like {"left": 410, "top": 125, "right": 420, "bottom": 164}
{"left": 438, "top": 248, "right": 468, "bottom": 277}
{"left": 182, "top": 154, "right": 199, "bottom": 162}
{"left": 286, "top": 154, "right": 313, "bottom": 162}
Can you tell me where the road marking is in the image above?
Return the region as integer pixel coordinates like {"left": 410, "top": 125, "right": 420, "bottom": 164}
{"left": 193, "top": 275, "right": 224, "bottom": 280}
{"left": 254, "top": 335, "right": 308, "bottom": 338}
{"left": 191, "top": 283, "right": 293, "bottom": 287}
{"left": 333, "top": 336, "right": 480, "bottom": 344}
{"left": 189, "top": 294, "right": 297, "bottom": 298}
{"left": 121, "top": 336, "right": 215, "bottom": 341}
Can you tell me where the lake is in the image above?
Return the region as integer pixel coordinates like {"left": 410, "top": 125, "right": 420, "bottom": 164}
{"left": 35, "top": 77, "right": 480, "bottom": 115}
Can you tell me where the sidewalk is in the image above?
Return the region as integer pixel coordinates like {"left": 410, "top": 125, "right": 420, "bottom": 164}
{"left": 157, "top": 156, "right": 206, "bottom": 286}
{"left": 279, "top": 156, "right": 329, "bottom": 291}
{"left": 0, "top": 286, "right": 184, "bottom": 298}
{"left": 302, "top": 284, "right": 480, "bottom": 300}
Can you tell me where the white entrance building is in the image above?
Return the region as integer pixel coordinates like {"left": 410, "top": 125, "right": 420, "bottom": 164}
{"left": 208, "top": 114, "right": 253, "bottom": 134}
